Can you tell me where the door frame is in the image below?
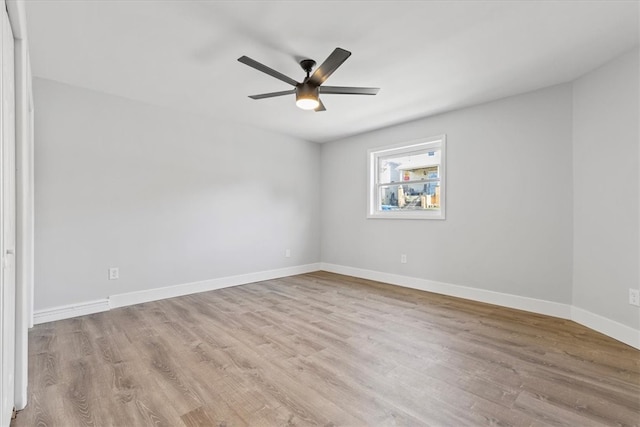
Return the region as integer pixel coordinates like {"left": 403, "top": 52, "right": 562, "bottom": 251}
{"left": 0, "top": 1, "right": 16, "bottom": 422}
{"left": 5, "top": 0, "right": 33, "bottom": 412}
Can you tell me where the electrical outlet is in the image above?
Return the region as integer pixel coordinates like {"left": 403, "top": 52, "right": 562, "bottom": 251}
{"left": 400, "top": 254, "right": 407, "bottom": 264}
{"left": 108, "top": 267, "right": 119, "bottom": 280}
{"left": 285, "top": 249, "right": 291, "bottom": 258}
{"left": 629, "top": 288, "right": 640, "bottom": 307}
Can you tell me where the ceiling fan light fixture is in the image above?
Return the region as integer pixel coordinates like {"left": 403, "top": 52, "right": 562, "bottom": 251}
{"left": 296, "top": 96, "right": 319, "bottom": 110}
{"left": 296, "top": 85, "right": 320, "bottom": 110}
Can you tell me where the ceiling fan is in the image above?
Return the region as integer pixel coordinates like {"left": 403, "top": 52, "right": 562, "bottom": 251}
{"left": 237, "top": 47, "right": 379, "bottom": 112}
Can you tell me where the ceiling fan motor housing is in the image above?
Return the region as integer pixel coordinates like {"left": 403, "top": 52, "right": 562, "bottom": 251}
{"left": 296, "top": 83, "right": 320, "bottom": 109}
{"left": 297, "top": 83, "right": 319, "bottom": 96}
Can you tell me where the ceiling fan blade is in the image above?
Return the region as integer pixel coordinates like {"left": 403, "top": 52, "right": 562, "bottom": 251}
{"left": 238, "top": 56, "right": 299, "bottom": 87}
{"left": 320, "top": 86, "right": 380, "bottom": 95}
{"left": 248, "top": 89, "right": 296, "bottom": 100}
{"left": 315, "top": 98, "right": 326, "bottom": 112}
{"left": 308, "top": 48, "right": 351, "bottom": 86}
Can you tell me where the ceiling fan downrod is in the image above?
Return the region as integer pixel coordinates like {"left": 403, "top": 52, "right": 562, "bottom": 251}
{"left": 299, "top": 59, "right": 316, "bottom": 80}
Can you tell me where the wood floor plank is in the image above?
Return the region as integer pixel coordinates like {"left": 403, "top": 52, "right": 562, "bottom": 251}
{"left": 12, "top": 271, "right": 640, "bottom": 426}
{"left": 181, "top": 407, "right": 215, "bottom": 427}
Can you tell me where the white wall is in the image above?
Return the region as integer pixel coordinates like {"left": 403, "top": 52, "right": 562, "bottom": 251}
{"left": 321, "top": 84, "right": 574, "bottom": 303}
{"left": 34, "top": 78, "right": 320, "bottom": 311}
{"left": 573, "top": 49, "right": 639, "bottom": 330}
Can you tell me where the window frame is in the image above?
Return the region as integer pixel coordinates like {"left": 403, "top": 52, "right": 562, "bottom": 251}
{"left": 367, "top": 135, "right": 446, "bottom": 220}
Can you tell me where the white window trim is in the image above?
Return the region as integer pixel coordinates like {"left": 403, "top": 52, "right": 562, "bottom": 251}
{"left": 367, "top": 135, "right": 446, "bottom": 220}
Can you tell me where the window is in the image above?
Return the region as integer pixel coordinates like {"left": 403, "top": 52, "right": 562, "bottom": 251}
{"left": 368, "top": 135, "right": 446, "bottom": 219}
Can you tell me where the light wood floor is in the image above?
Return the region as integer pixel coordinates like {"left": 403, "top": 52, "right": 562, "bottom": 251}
{"left": 12, "top": 271, "right": 640, "bottom": 426}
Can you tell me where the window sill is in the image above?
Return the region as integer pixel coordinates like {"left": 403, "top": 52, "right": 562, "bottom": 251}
{"left": 367, "top": 210, "right": 445, "bottom": 220}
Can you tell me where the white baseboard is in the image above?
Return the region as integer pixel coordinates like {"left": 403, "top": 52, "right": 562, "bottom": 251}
{"left": 320, "top": 263, "right": 572, "bottom": 319}
{"left": 33, "top": 263, "right": 321, "bottom": 324}
{"left": 319, "top": 263, "right": 639, "bottom": 350}
{"left": 571, "top": 306, "right": 640, "bottom": 349}
{"left": 32, "top": 262, "right": 639, "bottom": 350}
{"left": 109, "top": 263, "right": 322, "bottom": 309}
{"left": 33, "top": 299, "right": 110, "bottom": 324}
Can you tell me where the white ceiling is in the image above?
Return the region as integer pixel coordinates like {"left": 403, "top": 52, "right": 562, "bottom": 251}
{"left": 25, "top": 1, "right": 639, "bottom": 143}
